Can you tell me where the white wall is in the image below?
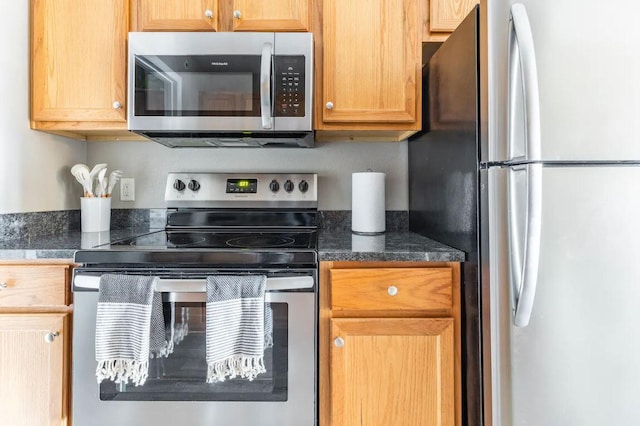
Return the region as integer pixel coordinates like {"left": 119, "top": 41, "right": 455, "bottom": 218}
{"left": 87, "top": 139, "right": 408, "bottom": 211}
{"left": 0, "top": 1, "right": 86, "bottom": 214}
{"left": 5, "top": 0, "right": 409, "bottom": 214}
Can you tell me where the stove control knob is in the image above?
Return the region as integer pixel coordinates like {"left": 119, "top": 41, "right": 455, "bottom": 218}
{"left": 284, "top": 179, "right": 294, "bottom": 193}
{"left": 269, "top": 179, "right": 280, "bottom": 192}
{"left": 188, "top": 180, "right": 201, "bottom": 192}
{"left": 173, "top": 179, "right": 186, "bottom": 192}
{"left": 298, "top": 180, "right": 309, "bottom": 193}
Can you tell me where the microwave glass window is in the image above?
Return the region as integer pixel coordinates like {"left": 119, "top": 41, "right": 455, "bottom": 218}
{"left": 134, "top": 55, "right": 261, "bottom": 117}
{"left": 194, "top": 73, "right": 253, "bottom": 112}
{"left": 99, "top": 301, "right": 288, "bottom": 402}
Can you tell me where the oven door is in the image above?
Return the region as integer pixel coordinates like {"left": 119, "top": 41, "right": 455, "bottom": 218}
{"left": 72, "top": 272, "right": 316, "bottom": 426}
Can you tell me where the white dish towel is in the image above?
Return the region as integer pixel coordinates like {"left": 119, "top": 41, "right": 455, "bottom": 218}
{"left": 95, "top": 274, "right": 168, "bottom": 386}
{"left": 206, "top": 275, "right": 267, "bottom": 383}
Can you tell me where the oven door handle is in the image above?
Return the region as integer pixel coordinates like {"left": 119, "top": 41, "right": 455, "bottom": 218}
{"left": 73, "top": 275, "right": 314, "bottom": 292}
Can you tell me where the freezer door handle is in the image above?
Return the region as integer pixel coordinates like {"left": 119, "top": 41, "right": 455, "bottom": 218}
{"left": 508, "top": 4, "right": 541, "bottom": 162}
{"left": 508, "top": 163, "right": 542, "bottom": 327}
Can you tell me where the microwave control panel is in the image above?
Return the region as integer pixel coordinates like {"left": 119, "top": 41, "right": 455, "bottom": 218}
{"left": 274, "top": 56, "right": 306, "bottom": 118}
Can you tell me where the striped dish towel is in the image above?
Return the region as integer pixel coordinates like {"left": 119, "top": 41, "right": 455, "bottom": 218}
{"left": 95, "top": 274, "right": 168, "bottom": 386}
{"left": 206, "top": 275, "right": 267, "bottom": 383}
{"left": 264, "top": 304, "right": 274, "bottom": 348}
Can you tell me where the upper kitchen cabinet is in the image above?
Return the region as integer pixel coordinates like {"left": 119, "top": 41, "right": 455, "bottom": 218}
{"left": 423, "top": 0, "right": 478, "bottom": 42}
{"left": 30, "top": 0, "right": 133, "bottom": 141}
{"left": 231, "top": 0, "right": 310, "bottom": 31}
{"left": 315, "top": 0, "right": 422, "bottom": 142}
{"left": 131, "top": 0, "right": 220, "bottom": 31}
{"left": 131, "top": 0, "right": 310, "bottom": 32}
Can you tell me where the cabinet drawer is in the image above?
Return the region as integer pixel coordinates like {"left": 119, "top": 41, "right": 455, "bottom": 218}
{"left": 330, "top": 268, "right": 453, "bottom": 312}
{"left": 0, "top": 265, "right": 69, "bottom": 307}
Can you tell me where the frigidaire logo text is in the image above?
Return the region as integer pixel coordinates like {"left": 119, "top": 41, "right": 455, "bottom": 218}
{"left": 211, "top": 62, "right": 229, "bottom": 66}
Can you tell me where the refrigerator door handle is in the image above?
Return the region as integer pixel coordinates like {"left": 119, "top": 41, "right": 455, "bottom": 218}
{"left": 508, "top": 163, "right": 543, "bottom": 327}
{"left": 508, "top": 4, "right": 541, "bottom": 162}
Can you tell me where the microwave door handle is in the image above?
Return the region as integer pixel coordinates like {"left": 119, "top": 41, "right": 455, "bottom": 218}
{"left": 260, "top": 42, "right": 273, "bottom": 129}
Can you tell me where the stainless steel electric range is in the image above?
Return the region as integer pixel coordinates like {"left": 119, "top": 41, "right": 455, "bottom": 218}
{"left": 72, "top": 173, "right": 318, "bottom": 426}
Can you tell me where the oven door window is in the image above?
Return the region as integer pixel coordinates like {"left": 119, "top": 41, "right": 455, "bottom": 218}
{"left": 134, "top": 55, "right": 261, "bottom": 117}
{"left": 99, "top": 301, "right": 287, "bottom": 401}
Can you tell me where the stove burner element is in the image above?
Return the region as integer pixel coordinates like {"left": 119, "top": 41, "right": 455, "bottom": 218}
{"left": 226, "top": 235, "right": 296, "bottom": 248}
{"left": 166, "top": 235, "right": 207, "bottom": 248}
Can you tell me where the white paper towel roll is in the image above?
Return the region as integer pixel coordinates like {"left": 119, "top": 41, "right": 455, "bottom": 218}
{"left": 352, "top": 171, "right": 386, "bottom": 234}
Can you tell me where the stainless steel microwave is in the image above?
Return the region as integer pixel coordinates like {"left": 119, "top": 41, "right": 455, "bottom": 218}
{"left": 127, "top": 32, "right": 313, "bottom": 148}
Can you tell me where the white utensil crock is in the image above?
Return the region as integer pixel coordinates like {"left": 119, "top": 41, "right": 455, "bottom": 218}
{"left": 81, "top": 197, "right": 111, "bottom": 233}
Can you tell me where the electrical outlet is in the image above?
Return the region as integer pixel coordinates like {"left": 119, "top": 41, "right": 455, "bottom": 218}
{"left": 120, "top": 178, "right": 135, "bottom": 201}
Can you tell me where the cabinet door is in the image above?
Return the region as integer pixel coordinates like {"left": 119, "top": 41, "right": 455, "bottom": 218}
{"left": 321, "top": 0, "right": 420, "bottom": 124}
{"left": 0, "top": 314, "right": 67, "bottom": 426}
{"left": 429, "top": 0, "right": 478, "bottom": 33}
{"left": 31, "top": 0, "right": 127, "bottom": 123}
{"left": 232, "top": 0, "right": 310, "bottom": 31}
{"left": 132, "top": 0, "right": 219, "bottom": 31}
{"left": 330, "top": 318, "right": 455, "bottom": 426}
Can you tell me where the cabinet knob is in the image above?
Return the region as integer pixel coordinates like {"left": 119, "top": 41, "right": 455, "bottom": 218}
{"left": 325, "top": 101, "right": 334, "bottom": 110}
{"left": 205, "top": 9, "right": 213, "bottom": 19}
{"left": 334, "top": 337, "right": 345, "bottom": 348}
{"left": 387, "top": 285, "right": 398, "bottom": 296}
{"left": 233, "top": 10, "right": 242, "bottom": 19}
{"left": 112, "top": 101, "right": 122, "bottom": 110}
{"left": 0, "top": 282, "right": 7, "bottom": 289}
{"left": 44, "top": 331, "right": 59, "bottom": 344}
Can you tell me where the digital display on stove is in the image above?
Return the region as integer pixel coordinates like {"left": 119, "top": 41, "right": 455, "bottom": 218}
{"left": 226, "top": 178, "right": 258, "bottom": 193}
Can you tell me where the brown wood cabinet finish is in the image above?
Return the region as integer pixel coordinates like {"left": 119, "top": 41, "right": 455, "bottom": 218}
{"left": 131, "top": 0, "right": 310, "bottom": 32}
{"left": 330, "top": 318, "right": 455, "bottom": 426}
{"left": 0, "top": 265, "right": 69, "bottom": 307}
{"left": 314, "top": 0, "right": 422, "bottom": 140}
{"left": 0, "top": 262, "right": 72, "bottom": 426}
{"left": 422, "top": 0, "right": 479, "bottom": 42}
{"left": 320, "top": 261, "right": 461, "bottom": 426}
{"left": 330, "top": 267, "right": 453, "bottom": 312}
{"left": 232, "top": 0, "right": 310, "bottom": 31}
{"left": 30, "top": 0, "right": 130, "bottom": 140}
{"left": 0, "top": 314, "right": 69, "bottom": 426}
{"left": 132, "top": 0, "right": 220, "bottom": 31}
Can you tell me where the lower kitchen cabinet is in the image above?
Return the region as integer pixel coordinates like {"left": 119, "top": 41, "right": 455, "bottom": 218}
{"left": 320, "top": 262, "right": 461, "bottom": 426}
{"left": 0, "top": 314, "right": 69, "bottom": 426}
{"left": 330, "top": 318, "right": 454, "bottom": 426}
{"left": 0, "top": 262, "right": 73, "bottom": 426}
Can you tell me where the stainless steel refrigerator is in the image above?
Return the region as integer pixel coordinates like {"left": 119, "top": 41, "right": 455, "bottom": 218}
{"left": 409, "top": 1, "right": 640, "bottom": 425}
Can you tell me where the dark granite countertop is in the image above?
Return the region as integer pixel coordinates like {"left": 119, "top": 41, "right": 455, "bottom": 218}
{"left": 0, "top": 228, "right": 464, "bottom": 263}
{"left": 0, "top": 207, "right": 464, "bottom": 263}
{"left": 0, "top": 228, "right": 159, "bottom": 261}
{"left": 318, "top": 229, "right": 464, "bottom": 262}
